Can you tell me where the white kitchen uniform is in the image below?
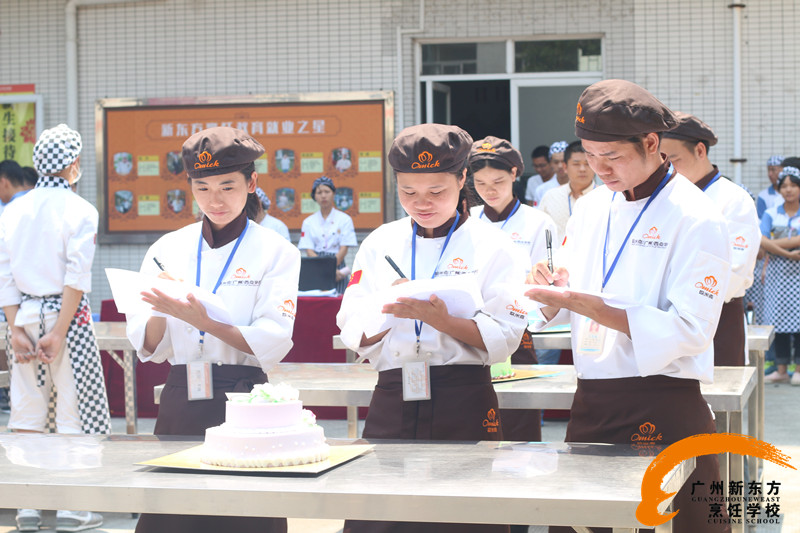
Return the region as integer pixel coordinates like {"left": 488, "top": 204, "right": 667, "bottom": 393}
{"left": 524, "top": 174, "right": 543, "bottom": 203}
{"left": 532, "top": 171, "right": 731, "bottom": 384}
{"left": 0, "top": 179, "right": 106, "bottom": 433}
{"left": 337, "top": 216, "right": 528, "bottom": 371}
{"left": 297, "top": 208, "right": 357, "bottom": 254}
{"left": 126, "top": 220, "right": 300, "bottom": 372}
{"left": 537, "top": 181, "right": 597, "bottom": 244}
{"left": 469, "top": 202, "right": 556, "bottom": 265}
{"left": 533, "top": 178, "right": 559, "bottom": 206}
{"left": 259, "top": 213, "right": 291, "bottom": 241}
{"left": 703, "top": 174, "right": 760, "bottom": 302}
{"left": 756, "top": 185, "right": 783, "bottom": 219}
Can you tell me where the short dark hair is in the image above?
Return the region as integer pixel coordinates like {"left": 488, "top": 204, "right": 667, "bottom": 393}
{"left": 780, "top": 156, "right": 800, "bottom": 169}
{"left": 623, "top": 133, "right": 662, "bottom": 158}
{"left": 531, "top": 145, "right": 550, "bottom": 162}
{"left": 469, "top": 158, "right": 514, "bottom": 176}
{"left": 21, "top": 166, "right": 38, "bottom": 188}
{"left": 0, "top": 160, "right": 25, "bottom": 187}
{"left": 564, "top": 141, "right": 585, "bottom": 164}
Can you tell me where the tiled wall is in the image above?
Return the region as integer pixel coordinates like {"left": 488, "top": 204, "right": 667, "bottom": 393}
{"left": 1, "top": 0, "right": 797, "bottom": 309}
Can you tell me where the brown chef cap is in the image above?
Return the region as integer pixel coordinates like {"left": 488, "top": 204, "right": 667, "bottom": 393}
{"left": 575, "top": 79, "right": 678, "bottom": 142}
{"left": 182, "top": 126, "right": 265, "bottom": 179}
{"left": 388, "top": 124, "right": 473, "bottom": 174}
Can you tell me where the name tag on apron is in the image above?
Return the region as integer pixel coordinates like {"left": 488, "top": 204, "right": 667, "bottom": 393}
{"left": 187, "top": 360, "right": 213, "bottom": 401}
{"left": 577, "top": 317, "right": 606, "bottom": 356}
{"left": 402, "top": 360, "right": 431, "bottom": 401}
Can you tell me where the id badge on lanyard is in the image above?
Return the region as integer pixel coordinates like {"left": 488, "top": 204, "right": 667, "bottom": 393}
{"left": 187, "top": 222, "right": 248, "bottom": 401}
{"left": 187, "top": 360, "right": 213, "bottom": 401}
{"left": 577, "top": 317, "right": 606, "bottom": 356}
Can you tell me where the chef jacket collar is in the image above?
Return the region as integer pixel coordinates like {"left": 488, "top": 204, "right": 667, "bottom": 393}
{"left": 694, "top": 165, "right": 720, "bottom": 191}
{"left": 201, "top": 210, "right": 248, "bottom": 249}
{"left": 622, "top": 156, "right": 671, "bottom": 201}
{"left": 482, "top": 196, "right": 519, "bottom": 223}
{"left": 412, "top": 211, "right": 468, "bottom": 238}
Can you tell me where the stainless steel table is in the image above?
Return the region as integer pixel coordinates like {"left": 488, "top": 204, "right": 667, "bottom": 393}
{"left": 0, "top": 433, "right": 693, "bottom": 533}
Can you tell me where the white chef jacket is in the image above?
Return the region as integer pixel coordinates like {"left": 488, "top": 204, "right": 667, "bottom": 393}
{"left": 533, "top": 178, "right": 559, "bottom": 206}
{"left": 0, "top": 186, "right": 97, "bottom": 325}
{"left": 125, "top": 220, "right": 300, "bottom": 372}
{"left": 297, "top": 208, "right": 357, "bottom": 254}
{"left": 704, "top": 175, "right": 760, "bottom": 301}
{"left": 756, "top": 185, "right": 783, "bottom": 219}
{"left": 337, "top": 216, "right": 529, "bottom": 371}
{"left": 469, "top": 203, "right": 557, "bottom": 266}
{"left": 538, "top": 182, "right": 597, "bottom": 244}
{"left": 532, "top": 173, "right": 731, "bottom": 384}
{"left": 259, "top": 213, "right": 291, "bottom": 241}
{"left": 524, "top": 174, "right": 543, "bottom": 203}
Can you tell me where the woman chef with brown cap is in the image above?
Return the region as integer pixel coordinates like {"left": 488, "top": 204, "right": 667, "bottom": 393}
{"left": 337, "top": 123, "right": 528, "bottom": 533}
{"left": 126, "top": 126, "right": 300, "bottom": 533}
{"left": 526, "top": 80, "right": 732, "bottom": 533}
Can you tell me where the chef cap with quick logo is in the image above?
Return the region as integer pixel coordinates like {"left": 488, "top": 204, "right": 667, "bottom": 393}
{"left": 182, "top": 126, "right": 265, "bottom": 179}
{"left": 33, "top": 124, "right": 82, "bottom": 176}
{"left": 662, "top": 111, "right": 718, "bottom": 146}
{"left": 574, "top": 79, "right": 678, "bottom": 142}
{"left": 388, "top": 124, "right": 473, "bottom": 174}
{"left": 469, "top": 136, "right": 525, "bottom": 177}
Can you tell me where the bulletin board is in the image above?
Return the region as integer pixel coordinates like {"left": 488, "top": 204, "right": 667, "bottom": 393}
{"left": 95, "top": 91, "right": 394, "bottom": 244}
{"left": 0, "top": 86, "right": 44, "bottom": 166}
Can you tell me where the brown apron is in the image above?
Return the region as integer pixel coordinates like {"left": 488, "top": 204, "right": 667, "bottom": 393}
{"left": 549, "top": 375, "right": 731, "bottom": 533}
{"left": 500, "top": 331, "right": 542, "bottom": 443}
{"left": 135, "top": 364, "right": 287, "bottom": 533}
{"left": 344, "top": 365, "right": 509, "bottom": 533}
{"left": 713, "top": 297, "right": 745, "bottom": 366}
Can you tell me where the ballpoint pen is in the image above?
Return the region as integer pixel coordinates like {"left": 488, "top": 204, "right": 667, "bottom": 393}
{"left": 384, "top": 255, "right": 407, "bottom": 279}
{"left": 545, "top": 229, "right": 554, "bottom": 286}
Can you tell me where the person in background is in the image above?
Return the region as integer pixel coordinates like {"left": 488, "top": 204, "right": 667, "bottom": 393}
{"left": 0, "top": 124, "right": 110, "bottom": 532}
{"left": 537, "top": 140, "right": 596, "bottom": 243}
{"left": 532, "top": 141, "right": 569, "bottom": 206}
{"left": 661, "top": 112, "right": 760, "bottom": 367}
{"left": 523, "top": 145, "right": 554, "bottom": 206}
{"left": 757, "top": 155, "right": 785, "bottom": 218}
{"left": 126, "top": 127, "right": 299, "bottom": 533}
{"left": 255, "top": 187, "right": 290, "bottom": 241}
{"left": 338, "top": 123, "right": 527, "bottom": 533}
{"left": 297, "top": 176, "right": 358, "bottom": 294}
{"left": 526, "top": 79, "right": 732, "bottom": 533}
{"left": 468, "top": 135, "right": 556, "bottom": 453}
{"left": 758, "top": 165, "right": 800, "bottom": 384}
{"left": 21, "top": 166, "right": 39, "bottom": 189}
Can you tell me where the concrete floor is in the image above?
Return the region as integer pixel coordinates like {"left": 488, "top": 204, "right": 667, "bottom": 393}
{"left": 1, "top": 380, "right": 798, "bottom": 533}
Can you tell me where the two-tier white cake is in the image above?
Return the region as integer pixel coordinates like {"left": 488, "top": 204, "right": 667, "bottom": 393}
{"left": 201, "top": 383, "right": 330, "bottom": 468}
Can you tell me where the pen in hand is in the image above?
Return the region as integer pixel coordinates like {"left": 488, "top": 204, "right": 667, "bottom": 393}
{"left": 153, "top": 257, "right": 166, "bottom": 271}
{"left": 384, "top": 255, "right": 407, "bottom": 279}
{"left": 545, "top": 229, "right": 554, "bottom": 286}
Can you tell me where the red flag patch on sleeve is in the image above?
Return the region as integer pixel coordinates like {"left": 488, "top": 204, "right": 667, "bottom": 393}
{"left": 347, "top": 269, "right": 363, "bottom": 287}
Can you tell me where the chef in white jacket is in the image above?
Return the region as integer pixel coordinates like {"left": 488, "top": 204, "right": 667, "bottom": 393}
{"left": 661, "top": 112, "right": 760, "bottom": 366}
{"left": 126, "top": 127, "right": 298, "bottom": 533}
{"left": 337, "top": 123, "right": 527, "bottom": 533}
{"left": 526, "top": 80, "right": 732, "bottom": 533}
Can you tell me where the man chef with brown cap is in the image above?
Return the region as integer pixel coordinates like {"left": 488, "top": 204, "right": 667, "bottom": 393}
{"left": 525, "top": 79, "right": 732, "bottom": 533}
{"left": 661, "top": 112, "right": 760, "bottom": 367}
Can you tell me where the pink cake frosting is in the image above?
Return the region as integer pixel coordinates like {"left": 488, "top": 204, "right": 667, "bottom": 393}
{"left": 201, "top": 383, "right": 329, "bottom": 468}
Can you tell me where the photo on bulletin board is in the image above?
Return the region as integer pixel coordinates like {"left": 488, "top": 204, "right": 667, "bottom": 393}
{"left": 95, "top": 91, "right": 394, "bottom": 243}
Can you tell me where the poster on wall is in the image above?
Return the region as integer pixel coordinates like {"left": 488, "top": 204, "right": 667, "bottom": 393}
{"left": 96, "top": 91, "right": 394, "bottom": 244}
{"left": 0, "top": 85, "right": 43, "bottom": 166}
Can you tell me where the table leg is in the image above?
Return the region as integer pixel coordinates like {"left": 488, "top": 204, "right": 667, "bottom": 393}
{"left": 730, "top": 410, "right": 745, "bottom": 533}
{"left": 345, "top": 347, "right": 359, "bottom": 439}
{"left": 715, "top": 411, "right": 730, "bottom": 499}
{"left": 105, "top": 349, "right": 138, "bottom": 434}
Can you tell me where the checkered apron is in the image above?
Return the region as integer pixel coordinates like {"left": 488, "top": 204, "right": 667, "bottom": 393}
{"left": 4, "top": 175, "right": 111, "bottom": 434}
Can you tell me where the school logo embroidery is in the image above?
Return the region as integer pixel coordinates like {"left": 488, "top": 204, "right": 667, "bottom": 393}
{"left": 632, "top": 226, "right": 668, "bottom": 249}
{"left": 506, "top": 300, "right": 527, "bottom": 320}
{"left": 278, "top": 299, "right": 296, "bottom": 318}
{"left": 233, "top": 267, "right": 249, "bottom": 279}
{"left": 347, "top": 269, "right": 362, "bottom": 287}
{"left": 411, "top": 151, "right": 441, "bottom": 170}
{"left": 643, "top": 226, "right": 661, "bottom": 239}
{"left": 483, "top": 408, "right": 500, "bottom": 433}
{"left": 695, "top": 275, "right": 720, "bottom": 299}
{"left": 575, "top": 102, "right": 585, "bottom": 124}
{"left": 448, "top": 257, "right": 468, "bottom": 270}
{"left": 733, "top": 235, "right": 749, "bottom": 251}
{"left": 511, "top": 232, "right": 520, "bottom": 240}
{"left": 630, "top": 421, "right": 664, "bottom": 457}
{"left": 477, "top": 142, "right": 496, "bottom": 153}
{"left": 194, "top": 150, "right": 220, "bottom": 170}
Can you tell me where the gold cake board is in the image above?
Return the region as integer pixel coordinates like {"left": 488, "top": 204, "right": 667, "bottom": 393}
{"left": 138, "top": 443, "right": 374, "bottom": 475}
{"left": 491, "top": 368, "right": 562, "bottom": 383}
